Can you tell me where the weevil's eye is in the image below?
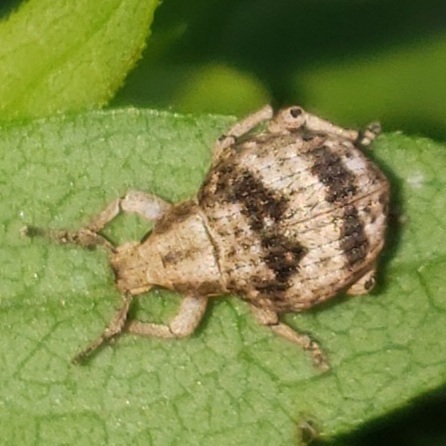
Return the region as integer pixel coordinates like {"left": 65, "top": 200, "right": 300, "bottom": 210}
{"left": 289, "top": 107, "right": 303, "bottom": 118}
{"left": 268, "top": 106, "right": 306, "bottom": 133}
{"left": 280, "top": 106, "right": 305, "bottom": 130}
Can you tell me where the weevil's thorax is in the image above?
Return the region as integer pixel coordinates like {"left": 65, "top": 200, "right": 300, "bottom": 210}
{"left": 111, "top": 201, "right": 225, "bottom": 296}
{"left": 198, "top": 128, "right": 390, "bottom": 312}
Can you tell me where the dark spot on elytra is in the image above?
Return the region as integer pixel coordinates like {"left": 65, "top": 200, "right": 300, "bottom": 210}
{"left": 340, "top": 205, "right": 369, "bottom": 267}
{"left": 252, "top": 278, "right": 289, "bottom": 293}
{"left": 262, "top": 233, "right": 307, "bottom": 283}
{"left": 200, "top": 164, "right": 289, "bottom": 225}
{"left": 232, "top": 170, "right": 289, "bottom": 228}
{"left": 310, "top": 145, "right": 357, "bottom": 203}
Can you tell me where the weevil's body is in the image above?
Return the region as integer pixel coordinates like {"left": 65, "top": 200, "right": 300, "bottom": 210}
{"left": 113, "top": 112, "right": 388, "bottom": 313}
{"left": 36, "top": 105, "right": 389, "bottom": 368}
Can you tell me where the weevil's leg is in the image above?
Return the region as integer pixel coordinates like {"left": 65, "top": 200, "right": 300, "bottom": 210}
{"left": 356, "top": 122, "right": 381, "bottom": 147}
{"left": 87, "top": 190, "right": 171, "bottom": 233}
{"left": 213, "top": 105, "right": 274, "bottom": 161}
{"left": 295, "top": 108, "right": 359, "bottom": 142}
{"left": 126, "top": 295, "right": 208, "bottom": 339}
{"left": 22, "top": 224, "right": 115, "bottom": 251}
{"left": 302, "top": 108, "right": 381, "bottom": 147}
{"left": 59, "top": 191, "right": 171, "bottom": 250}
{"left": 72, "top": 291, "right": 134, "bottom": 364}
{"left": 250, "top": 305, "right": 329, "bottom": 371}
{"left": 24, "top": 192, "right": 171, "bottom": 251}
{"left": 223, "top": 105, "right": 274, "bottom": 140}
{"left": 73, "top": 295, "right": 208, "bottom": 363}
{"left": 346, "top": 266, "right": 376, "bottom": 296}
{"left": 23, "top": 197, "right": 123, "bottom": 249}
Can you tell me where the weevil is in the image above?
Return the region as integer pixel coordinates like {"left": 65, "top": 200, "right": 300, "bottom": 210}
{"left": 26, "top": 105, "right": 389, "bottom": 369}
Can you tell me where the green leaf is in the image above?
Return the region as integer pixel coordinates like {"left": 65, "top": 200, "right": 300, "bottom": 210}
{"left": 1, "top": 109, "right": 445, "bottom": 445}
{"left": 0, "top": 0, "right": 158, "bottom": 120}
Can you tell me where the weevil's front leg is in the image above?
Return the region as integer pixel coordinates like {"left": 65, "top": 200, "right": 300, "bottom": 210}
{"left": 213, "top": 105, "right": 274, "bottom": 161}
{"left": 250, "top": 305, "right": 329, "bottom": 371}
{"left": 73, "top": 294, "right": 208, "bottom": 363}
{"left": 22, "top": 224, "right": 114, "bottom": 251}
{"left": 72, "top": 291, "right": 134, "bottom": 363}
{"left": 26, "top": 191, "right": 172, "bottom": 251}
{"left": 127, "top": 295, "right": 208, "bottom": 339}
{"left": 87, "top": 190, "right": 171, "bottom": 233}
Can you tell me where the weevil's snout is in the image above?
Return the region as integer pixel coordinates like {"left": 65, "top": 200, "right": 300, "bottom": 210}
{"left": 268, "top": 106, "right": 306, "bottom": 133}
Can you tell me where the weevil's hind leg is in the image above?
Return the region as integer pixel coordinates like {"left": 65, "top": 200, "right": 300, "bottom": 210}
{"left": 72, "top": 291, "right": 134, "bottom": 364}
{"left": 346, "top": 266, "right": 377, "bottom": 296}
{"left": 302, "top": 108, "right": 381, "bottom": 147}
{"left": 300, "top": 109, "right": 360, "bottom": 142}
{"left": 250, "top": 305, "right": 329, "bottom": 371}
{"left": 126, "top": 295, "right": 208, "bottom": 339}
{"left": 213, "top": 105, "right": 274, "bottom": 162}
{"left": 356, "top": 122, "right": 381, "bottom": 148}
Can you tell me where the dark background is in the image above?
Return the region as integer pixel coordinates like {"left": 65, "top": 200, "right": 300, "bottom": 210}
{"left": 114, "top": 0, "right": 446, "bottom": 142}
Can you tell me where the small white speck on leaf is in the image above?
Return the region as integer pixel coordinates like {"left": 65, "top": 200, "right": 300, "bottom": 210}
{"left": 407, "top": 171, "right": 425, "bottom": 189}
